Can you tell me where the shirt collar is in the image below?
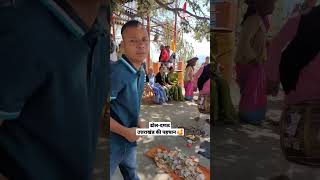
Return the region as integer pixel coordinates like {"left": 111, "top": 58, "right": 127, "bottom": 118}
{"left": 120, "top": 55, "right": 144, "bottom": 75}
{"left": 39, "top": 0, "right": 90, "bottom": 38}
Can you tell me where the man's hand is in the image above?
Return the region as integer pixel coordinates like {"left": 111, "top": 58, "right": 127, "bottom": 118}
{"left": 138, "top": 120, "right": 146, "bottom": 128}
{"left": 124, "top": 127, "right": 140, "bottom": 143}
{"left": 110, "top": 117, "right": 141, "bottom": 142}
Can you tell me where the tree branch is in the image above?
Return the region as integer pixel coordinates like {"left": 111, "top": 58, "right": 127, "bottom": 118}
{"left": 154, "top": 0, "right": 209, "bottom": 21}
{"left": 165, "top": 0, "right": 175, "bottom": 6}
{"left": 186, "top": 0, "right": 207, "bottom": 18}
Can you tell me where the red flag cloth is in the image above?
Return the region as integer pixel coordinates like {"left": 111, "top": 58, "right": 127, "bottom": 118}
{"left": 183, "top": 2, "right": 187, "bottom": 12}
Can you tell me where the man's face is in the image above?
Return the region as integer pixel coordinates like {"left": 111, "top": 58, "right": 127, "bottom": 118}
{"left": 205, "top": 58, "right": 210, "bottom": 64}
{"left": 122, "top": 26, "right": 149, "bottom": 64}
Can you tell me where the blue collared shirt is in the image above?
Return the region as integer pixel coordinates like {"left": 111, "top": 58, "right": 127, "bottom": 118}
{"left": 0, "top": 1, "right": 108, "bottom": 180}
{"left": 110, "top": 55, "right": 145, "bottom": 146}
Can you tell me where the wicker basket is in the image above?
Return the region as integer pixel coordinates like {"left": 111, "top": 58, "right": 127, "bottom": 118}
{"left": 142, "top": 85, "right": 155, "bottom": 105}
{"left": 280, "top": 101, "right": 320, "bottom": 166}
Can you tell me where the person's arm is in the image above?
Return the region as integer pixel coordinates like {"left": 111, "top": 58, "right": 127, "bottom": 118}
{"left": 110, "top": 117, "right": 139, "bottom": 142}
{"left": 109, "top": 67, "right": 141, "bottom": 142}
{"left": 266, "top": 15, "right": 301, "bottom": 83}
{"left": 188, "top": 68, "right": 194, "bottom": 82}
{"left": 167, "top": 74, "right": 174, "bottom": 85}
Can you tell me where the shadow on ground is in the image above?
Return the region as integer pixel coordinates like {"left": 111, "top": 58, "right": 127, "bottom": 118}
{"left": 112, "top": 100, "right": 211, "bottom": 180}
{"left": 212, "top": 80, "right": 320, "bottom": 180}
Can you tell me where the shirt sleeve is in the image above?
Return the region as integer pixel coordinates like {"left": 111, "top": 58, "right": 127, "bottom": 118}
{"left": 110, "top": 68, "right": 125, "bottom": 101}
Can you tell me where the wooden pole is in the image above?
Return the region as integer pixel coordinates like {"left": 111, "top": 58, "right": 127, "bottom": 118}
{"left": 173, "top": 0, "right": 178, "bottom": 69}
{"left": 112, "top": 14, "right": 116, "bottom": 40}
{"left": 147, "top": 15, "right": 151, "bottom": 72}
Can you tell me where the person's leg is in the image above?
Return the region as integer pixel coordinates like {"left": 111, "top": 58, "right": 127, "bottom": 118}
{"left": 164, "top": 87, "right": 172, "bottom": 100}
{"left": 178, "top": 86, "right": 183, "bottom": 101}
{"left": 156, "top": 84, "right": 168, "bottom": 102}
{"left": 156, "top": 87, "right": 165, "bottom": 104}
{"left": 184, "top": 82, "right": 193, "bottom": 101}
{"left": 110, "top": 141, "right": 125, "bottom": 179}
{"left": 173, "top": 86, "right": 178, "bottom": 100}
{"left": 162, "top": 87, "right": 169, "bottom": 101}
{"left": 154, "top": 91, "right": 161, "bottom": 104}
{"left": 168, "top": 87, "right": 173, "bottom": 100}
{"left": 119, "top": 145, "right": 140, "bottom": 180}
{"left": 236, "top": 64, "right": 267, "bottom": 125}
{"left": 163, "top": 88, "right": 168, "bottom": 102}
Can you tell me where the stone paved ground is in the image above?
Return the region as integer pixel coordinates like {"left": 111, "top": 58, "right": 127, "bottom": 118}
{"left": 212, "top": 80, "right": 320, "bottom": 180}
{"left": 112, "top": 99, "right": 211, "bottom": 180}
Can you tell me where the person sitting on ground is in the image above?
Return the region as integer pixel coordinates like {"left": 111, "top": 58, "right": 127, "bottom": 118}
{"left": 167, "top": 66, "right": 184, "bottom": 101}
{"left": 146, "top": 67, "right": 168, "bottom": 104}
{"left": 155, "top": 65, "right": 171, "bottom": 100}
{"left": 209, "top": 60, "right": 237, "bottom": 124}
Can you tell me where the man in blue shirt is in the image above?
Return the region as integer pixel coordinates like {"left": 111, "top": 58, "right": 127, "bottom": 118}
{"left": 109, "top": 20, "right": 148, "bottom": 180}
{"left": 0, "top": 1, "right": 108, "bottom": 180}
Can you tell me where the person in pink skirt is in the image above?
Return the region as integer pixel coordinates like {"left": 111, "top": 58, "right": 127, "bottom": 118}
{"left": 266, "top": 4, "right": 320, "bottom": 106}
{"left": 184, "top": 57, "right": 198, "bottom": 101}
{"left": 234, "top": 0, "right": 276, "bottom": 125}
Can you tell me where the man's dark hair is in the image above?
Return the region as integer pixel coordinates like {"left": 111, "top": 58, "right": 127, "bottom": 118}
{"left": 121, "top": 20, "right": 143, "bottom": 35}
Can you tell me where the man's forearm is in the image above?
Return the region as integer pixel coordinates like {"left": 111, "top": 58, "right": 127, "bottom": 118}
{"left": 110, "top": 117, "right": 128, "bottom": 138}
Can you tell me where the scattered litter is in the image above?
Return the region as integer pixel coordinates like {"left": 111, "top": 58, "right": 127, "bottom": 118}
{"left": 198, "top": 141, "right": 210, "bottom": 159}
{"left": 177, "top": 126, "right": 208, "bottom": 143}
{"left": 154, "top": 148, "right": 205, "bottom": 180}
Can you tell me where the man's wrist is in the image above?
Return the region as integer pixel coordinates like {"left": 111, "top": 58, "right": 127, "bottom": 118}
{"left": 120, "top": 126, "right": 129, "bottom": 138}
